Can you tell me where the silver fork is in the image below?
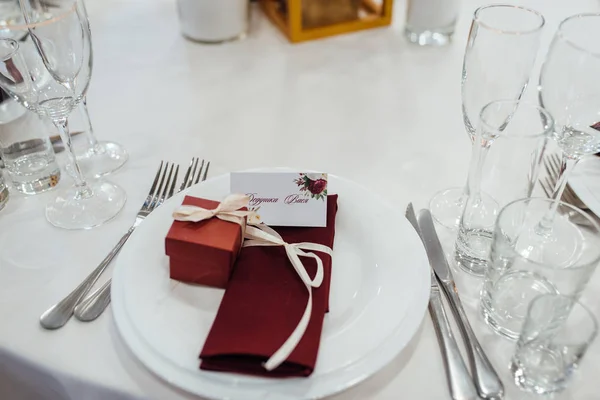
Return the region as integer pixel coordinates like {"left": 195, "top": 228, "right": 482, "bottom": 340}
{"left": 39, "top": 161, "right": 180, "bottom": 330}
{"left": 73, "top": 158, "right": 210, "bottom": 322}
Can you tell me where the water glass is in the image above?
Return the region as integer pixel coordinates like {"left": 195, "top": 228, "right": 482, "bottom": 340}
{"left": 511, "top": 294, "right": 598, "bottom": 394}
{"left": 481, "top": 198, "right": 600, "bottom": 340}
{"left": 405, "top": 0, "right": 459, "bottom": 46}
{"left": 455, "top": 100, "right": 552, "bottom": 276}
{"left": 0, "top": 94, "right": 60, "bottom": 194}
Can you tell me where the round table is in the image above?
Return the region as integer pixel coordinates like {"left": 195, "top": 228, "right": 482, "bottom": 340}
{"left": 1, "top": 0, "right": 599, "bottom": 399}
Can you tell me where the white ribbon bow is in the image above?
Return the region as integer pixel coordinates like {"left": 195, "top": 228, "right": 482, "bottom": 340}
{"left": 243, "top": 224, "right": 333, "bottom": 371}
{"left": 172, "top": 193, "right": 254, "bottom": 228}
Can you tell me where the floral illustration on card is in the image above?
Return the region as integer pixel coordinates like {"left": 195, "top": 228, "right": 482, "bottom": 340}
{"left": 293, "top": 173, "right": 328, "bottom": 201}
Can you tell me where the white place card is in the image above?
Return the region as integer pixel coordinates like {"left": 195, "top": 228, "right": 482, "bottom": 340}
{"left": 230, "top": 172, "right": 328, "bottom": 227}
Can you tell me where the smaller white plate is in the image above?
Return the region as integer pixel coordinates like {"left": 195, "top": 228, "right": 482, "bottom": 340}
{"left": 569, "top": 156, "right": 600, "bottom": 217}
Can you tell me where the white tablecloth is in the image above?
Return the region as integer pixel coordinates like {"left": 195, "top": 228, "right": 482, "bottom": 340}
{"left": 1, "top": 0, "right": 599, "bottom": 399}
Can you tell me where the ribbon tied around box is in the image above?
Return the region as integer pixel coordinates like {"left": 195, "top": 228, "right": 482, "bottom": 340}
{"left": 243, "top": 223, "right": 333, "bottom": 371}
{"left": 172, "top": 193, "right": 256, "bottom": 229}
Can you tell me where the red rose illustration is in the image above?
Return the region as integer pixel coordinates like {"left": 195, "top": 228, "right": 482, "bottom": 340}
{"left": 308, "top": 178, "right": 327, "bottom": 195}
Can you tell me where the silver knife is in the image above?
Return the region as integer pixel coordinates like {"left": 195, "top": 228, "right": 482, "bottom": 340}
{"left": 418, "top": 209, "right": 504, "bottom": 400}
{"left": 405, "top": 204, "right": 478, "bottom": 400}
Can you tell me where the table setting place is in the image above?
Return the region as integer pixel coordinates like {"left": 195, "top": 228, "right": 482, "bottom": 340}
{"left": 0, "top": 0, "right": 600, "bottom": 399}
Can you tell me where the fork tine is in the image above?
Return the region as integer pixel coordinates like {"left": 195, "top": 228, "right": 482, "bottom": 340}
{"left": 202, "top": 161, "right": 210, "bottom": 181}
{"left": 551, "top": 154, "right": 583, "bottom": 202}
{"left": 544, "top": 158, "right": 559, "bottom": 188}
{"left": 158, "top": 163, "right": 175, "bottom": 205}
{"left": 194, "top": 159, "right": 205, "bottom": 184}
{"left": 168, "top": 165, "right": 179, "bottom": 199}
{"left": 541, "top": 178, "right": 553, "bottom": 198}
{"left": 150, "top": 162, "right": 170, "bottom": 209}
{"left": 548, "top": 154, "right": 562, "bottom": 177}
{"left": 179, "top": 158, "right": 194, "bottom": 192}
{"left": 550, "top": 153, "right": 562, "bottom": 169}
{"left": 144, "top": 161, "right": 163, "bottom": 207}
{"left": 187, "top": 158, "right": 199, "bottom": 189}
{"left": 545, "top": 154, "right": 587, "bottom": 208}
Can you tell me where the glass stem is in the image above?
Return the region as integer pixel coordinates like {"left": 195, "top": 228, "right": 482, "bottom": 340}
{"left": 54, "top": 118, "right": 88, "bottom": 191}
{"left": 456, "top": 134, "right": 481, "bottom": 207}
{"left": 81, "top": 97, "right": 100, "bottom": 149}
{"left": 538, "top": 154, "right": 579, "bottom": 231}
{"left": 465, "top": 138, "right": 492, "bottom": 201}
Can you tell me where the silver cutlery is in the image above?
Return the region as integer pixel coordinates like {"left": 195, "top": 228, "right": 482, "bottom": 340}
{"left": 73, "top": 157, "right": 210, "bottom": 322}
{"left": 417, "top": 209, "right": 504, "bottom": 400}
{"left": 405, "top": 204, "right": 478, "bottom": 400}
{"left": 39, "top": 160, "right": 180, "bottom": 329}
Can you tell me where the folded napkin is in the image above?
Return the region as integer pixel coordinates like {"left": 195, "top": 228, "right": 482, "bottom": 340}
{"left": 200, "top": 195, "right": 338, "bottom": 377}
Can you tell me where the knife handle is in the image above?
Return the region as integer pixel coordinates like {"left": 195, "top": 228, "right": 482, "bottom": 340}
{"left": 429, "top": 287, "right": 479, "bottom": 400}
{"left": 441, "top": 283, "right": 504, "bottom": 400}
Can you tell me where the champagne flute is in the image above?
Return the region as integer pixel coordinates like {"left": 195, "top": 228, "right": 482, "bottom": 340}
{"left": 76, "top": 96, "right": 129, "bottom": 177}
{"left": 538, "top": 13, "right": 600, "bottom": 228}
{"left": 429, "top": 5, "right": 545, "bottom": 230}
{"left": 0, "top": 0, "right": 126, "bottom": 229}
{"left": 71, "top": 0, "right": 128, "bottom": 177}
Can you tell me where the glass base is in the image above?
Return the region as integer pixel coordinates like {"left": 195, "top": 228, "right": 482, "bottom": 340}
{"left": 454, "top": 224, "right": 496, "bottom": 277}
{"left": 45, "top": 180, "right": 126, "bottom": 230}
{"left": 429, "top": 187, "right": 466, "bottom": 231}
{"left": 511, "top": 353, "right": 570, "bottom": 395}
{"left": 481, "top": 270, "right": 558, "bottom": 340}
{"left": 431, "top": 214, "right": 484, "bottom": 306}
{"left": 404, "top": 27, "right": 454, "bottom": 46}
{"left": 11, "top": 166, "right": 61, "bottom": 195}
{"left": 76, "top": 141, "right": 128, "bottom": 178}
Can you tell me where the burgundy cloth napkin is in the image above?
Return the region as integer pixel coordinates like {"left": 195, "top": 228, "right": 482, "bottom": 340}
{"left": 200, "top": 195, "right": 338, "bottom": 377}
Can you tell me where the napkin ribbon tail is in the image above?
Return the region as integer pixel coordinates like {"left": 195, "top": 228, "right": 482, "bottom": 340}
{"left": 243, "top": 224, "right": 333, "bottom": 371}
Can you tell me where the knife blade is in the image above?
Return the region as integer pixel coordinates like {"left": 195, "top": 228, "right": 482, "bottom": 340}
{"left": 405, "top": 204, "right": 478, "bottom": 400}
{"left": 417, "top": 209, "right": 504, "bottom": 400}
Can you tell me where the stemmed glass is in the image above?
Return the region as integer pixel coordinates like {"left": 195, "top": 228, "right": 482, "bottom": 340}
{"left": 0, "top": 0, "right": 126, "bottom": 229}
{"left": 76, "top": 96, "right": 129, "bottom": 177}
{"left": 429, "top": 5, "right": 545, "bottom": 230}
{"left": 538, "top": 13, "right": 600, "bottom": 227}
{"left": 74, "top": 0, "right": 127, "bottom": 178}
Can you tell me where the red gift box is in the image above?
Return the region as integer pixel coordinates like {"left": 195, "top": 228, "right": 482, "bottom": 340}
{"left": 165, "top": 196, "right": 244, "bottom": 288}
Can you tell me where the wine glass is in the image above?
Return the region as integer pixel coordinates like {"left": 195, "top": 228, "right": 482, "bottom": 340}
{"left": 0, "top": 0, "right": 126, "bottom": 229}
{"left": 429, "top": 5, "right": 545, "bottom": 231}
{"left": 71, "top": 0, "right": 128, "bottom": 177}
{"left": 75, "top": 96, "right": 129, "bottom": 177}
{"left": 538, "top": 13, "right": 600, "bottom": 225}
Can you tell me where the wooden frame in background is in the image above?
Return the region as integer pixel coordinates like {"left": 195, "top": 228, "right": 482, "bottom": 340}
{"left": 260, "top": 0, "right": 393, "bottom": 43}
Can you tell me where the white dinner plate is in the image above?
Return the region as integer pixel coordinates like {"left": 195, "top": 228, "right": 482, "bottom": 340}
{"left": 111, "top": 169, "right": 430, "bottom": 400}
{"left": 569, "top": 156, "right": 600, "bottom": 218}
